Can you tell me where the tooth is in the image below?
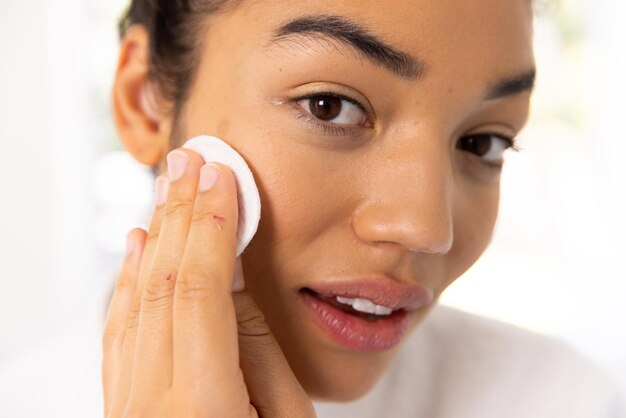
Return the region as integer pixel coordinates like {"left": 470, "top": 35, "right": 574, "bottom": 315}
{"left": 352, "top": 298, "right": 377, "bottom": 314}
{"left": 336, "top": 296, "right": 394, "bottom": 316}
{"left": 375, "top": 305, "right": 393, "bottom": 315}
{"left": 336, "top": 296, "right": 356, "bottom": 305}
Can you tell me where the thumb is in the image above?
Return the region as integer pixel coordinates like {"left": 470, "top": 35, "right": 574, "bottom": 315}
{"left": 232, "top": 262, "right": 316, "bottom": 418}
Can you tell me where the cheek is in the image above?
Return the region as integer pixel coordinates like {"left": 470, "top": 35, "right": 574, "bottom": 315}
{"left": 442, "top": 184, "right": 500, "bottom": 290}
{"left": 251, "top": 153, "right": 349, "bottom": 254}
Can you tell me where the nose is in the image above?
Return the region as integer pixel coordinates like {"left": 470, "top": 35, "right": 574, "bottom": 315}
{"left": 351, "top": 138, "right": 454, "bottom": 256}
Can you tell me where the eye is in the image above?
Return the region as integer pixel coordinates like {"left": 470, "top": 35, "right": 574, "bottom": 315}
{"left": 297, "top": 95, "right": 368, "bottom": 126}
{"left": 456, "top": 134, "right": 516, "bottom": 163}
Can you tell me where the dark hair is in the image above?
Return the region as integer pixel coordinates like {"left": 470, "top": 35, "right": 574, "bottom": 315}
{"left": 118, "top": 0, "right": 538, "bottom": 145}
{"left": 118, "top": 1, "right": 234, "bottom": 126}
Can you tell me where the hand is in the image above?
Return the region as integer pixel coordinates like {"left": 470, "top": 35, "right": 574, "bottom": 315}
{"left": 102, "top": 149, "right": 316, "bottom": 417}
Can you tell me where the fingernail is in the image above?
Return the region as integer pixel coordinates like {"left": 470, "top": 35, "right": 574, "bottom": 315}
{"left": 167, "top": 150, "right": 190, "bottom": 182}
{"left": 126, "top": 231, "right": 135, "bottom": 256}
{"left": 199, "top": 163, "right": 222, "bottom": 192}
{"left": 154, "top": 176, "right": 169, "bottom": 206}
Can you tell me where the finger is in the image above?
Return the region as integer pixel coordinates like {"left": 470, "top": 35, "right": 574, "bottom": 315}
{"left": 172, "top": 162, "right": 241, "bottom": 390}
{"left": 123, "top": 176, "right": 169, "bottom": 334}
{"left": 232, "top": 256, "right": 246, "bottom": 293}
{"left": 109, "top": 175, "right": 168, "bottom": 414}
{"left": 131, "top": 149, "right": 206, "bottom": 393}
{"left": 234, "top": 290, "right": 316, "bottom": 418}
{"left": 102, "top": 228, "right": 146, "bottom": 416}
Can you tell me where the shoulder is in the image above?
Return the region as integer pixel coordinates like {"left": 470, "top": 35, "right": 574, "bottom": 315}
{"left": 396, "top": 304, "right": 626, "bottom": 418}
{"left": 418, "top": 303, "right": 612, "bottom": 380}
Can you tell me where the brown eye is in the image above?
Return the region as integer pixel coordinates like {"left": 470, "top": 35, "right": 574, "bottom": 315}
{"left": 309, "top": 96, "right": 342, "bottom": 121}
{"left": 297, "top": 94, "right": 368, "bottom": 126}
{"left": 457, "top": 134, "right": 514, "bottom": 162}
{"left": 457, "top": 134, "right": 492, "bottom": 156}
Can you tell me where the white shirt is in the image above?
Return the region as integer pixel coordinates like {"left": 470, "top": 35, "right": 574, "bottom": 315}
{"left": 314, "top": 304, "right": 626, "bottom": 418}
{"left": 1, "top": 304, "right": 624, "bottom": 417}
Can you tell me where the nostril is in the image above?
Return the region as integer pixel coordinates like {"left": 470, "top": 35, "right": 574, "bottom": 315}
{"left": 351, "top": 205, "right": 454, "bottom": 255}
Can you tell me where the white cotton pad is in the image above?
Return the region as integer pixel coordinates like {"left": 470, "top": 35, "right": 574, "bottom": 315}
{"left": 182, "top": 135, "right": 261, "bottom": 257}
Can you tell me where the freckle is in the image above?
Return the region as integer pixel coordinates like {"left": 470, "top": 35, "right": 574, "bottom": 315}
{"left": 166, "top": 273, "right": 174, "bottom": 281}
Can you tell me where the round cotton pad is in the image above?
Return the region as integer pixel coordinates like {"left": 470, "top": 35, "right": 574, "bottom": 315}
{"left": 182, "top": 135, "right": 261, "bottom": 257}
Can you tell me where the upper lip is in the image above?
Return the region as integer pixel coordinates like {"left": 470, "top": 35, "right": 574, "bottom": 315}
{"left": 304, "top": 276, "right": 434, "bottom": 312}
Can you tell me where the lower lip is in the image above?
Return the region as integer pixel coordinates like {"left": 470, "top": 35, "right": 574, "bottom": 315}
{"left": 299, "top": 290, "right": 410, "bottom": 352}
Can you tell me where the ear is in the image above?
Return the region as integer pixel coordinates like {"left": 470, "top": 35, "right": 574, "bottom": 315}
{"left": 112, "top": 25, "right": 172, "bottom": 167}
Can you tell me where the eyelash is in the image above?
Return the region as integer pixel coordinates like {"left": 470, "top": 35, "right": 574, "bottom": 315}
{"left": 290, "top": 92, "right": 522, "bottom": 166}
{"left": 472, "top": 135, "right": 521, "bottom": 170}
{"left": 290, "top": 91, "right": 371, "bottom": 137}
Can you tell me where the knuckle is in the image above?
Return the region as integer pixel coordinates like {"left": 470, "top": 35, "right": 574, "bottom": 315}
{"left": 191, "top": 209, "right": 229, "bottom": 228}
{"left": 125, "top": 306, "right": 141, "bottom": 330}
{"left": 102, "top": 325, "right": 122, "bottom": 351}
{"left": 141, "top": 266, "right": 177, "bottom": 309}
{"left": 238, "top": 314, "right": 272, "bottom": 339}
{"left": 175, "top": 270, "right": 216, "bottom": 302}
{"left": 142, "top": 284, "right": 175, "bottom": 309}
{"left": 164, "top": 196, "right": 194, "bottom": 218}
{"left": 235, "top": 296, "right": 271, "bottom": 338}
{"left": 146, "top": 224, "right": 161, "bottom": 243}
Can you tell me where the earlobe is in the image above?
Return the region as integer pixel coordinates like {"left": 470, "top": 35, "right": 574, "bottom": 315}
{"left": 112, "top": 25, "right": 170, "bottom": 167}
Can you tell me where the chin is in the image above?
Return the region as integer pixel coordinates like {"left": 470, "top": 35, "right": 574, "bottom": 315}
{"left": 304, "top": 374, "right": 381, "bottom": 403}
{"left": 287, "top": 343, "right": 400, "bottom": 404}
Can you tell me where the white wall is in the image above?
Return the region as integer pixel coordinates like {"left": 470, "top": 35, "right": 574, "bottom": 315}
{"left": 0, "top": 0, "right": 94, "bottom": 361}
{"left": 0, "top": 2, "right": 116, "bottom": 414}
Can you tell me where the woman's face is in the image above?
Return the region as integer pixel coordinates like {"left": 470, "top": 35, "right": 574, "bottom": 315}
{"left": 159, "top": 0, "right": 534, "bottom": 402}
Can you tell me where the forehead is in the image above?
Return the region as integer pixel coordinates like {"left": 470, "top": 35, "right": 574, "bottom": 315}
{"left": 228, "top": 0, "right": 535, "bottom": 80}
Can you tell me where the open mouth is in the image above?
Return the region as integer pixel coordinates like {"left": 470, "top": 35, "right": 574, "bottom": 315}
{"left": 301, "top": 288, "right": 404, "bottom": 321}
{"left": 298, "top": 288, "right": 410, "bottom": 352}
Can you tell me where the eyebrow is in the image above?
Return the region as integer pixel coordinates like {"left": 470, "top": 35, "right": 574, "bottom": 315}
{"left": 485, "top": 70, "right": 536, "bottom": 100}
{"left": 271, "top": 15, "right": 425, "bottom": 81}
{"left": 271, "top": 14, "right": 536, "bottom": 101}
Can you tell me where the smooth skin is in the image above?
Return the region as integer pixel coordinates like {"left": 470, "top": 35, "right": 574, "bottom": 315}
{"left": 104, "top": 0, "right": 535, "bottom": 414}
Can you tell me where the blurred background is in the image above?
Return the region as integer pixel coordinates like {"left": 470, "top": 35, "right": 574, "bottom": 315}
{"left": 1, "top": 0, "right": 624, "bottom": 416}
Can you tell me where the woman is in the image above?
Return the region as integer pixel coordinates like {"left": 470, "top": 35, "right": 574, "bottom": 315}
{"left": 102, "top": 0, "right": 625, "bottom": 416}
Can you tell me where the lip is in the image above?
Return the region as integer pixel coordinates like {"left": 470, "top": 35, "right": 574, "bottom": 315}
{"left": 298, "top": 276, "right": 434, "bottom": 352}
{"left": 305, "top": 276, "right": 434, "bottom": 311}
